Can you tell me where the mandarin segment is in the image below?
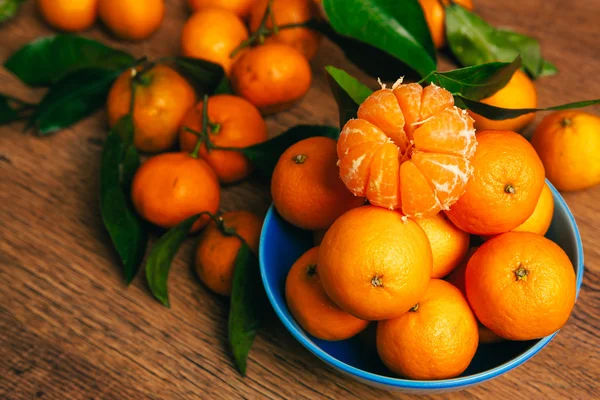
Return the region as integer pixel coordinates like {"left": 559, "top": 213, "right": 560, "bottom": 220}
{"left": 338, "top": 82, "right": 476, "bottom": 216}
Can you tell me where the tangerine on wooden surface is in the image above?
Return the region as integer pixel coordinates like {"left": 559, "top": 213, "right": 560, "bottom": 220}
{"left": 469, "top": 69, "right": 537, "bottom": 132}
{"left": 131, "top": 152, "right": 220, "bottom": 232}
{"left": 107, "top": 65, "right": 196, "bottom": 153}
{"left": 286, "top": 247, "right": 370, "bottom": 340}
{"left": 230, "top": 43, "right": 312, "bottom": 114}
{"left": 195, "top": 211, "right": 262, "bottom": 296}
{"left": 179, "top": 95, "right": 267, "bottom": 184}
{"left": 466, "top": 232, "right": 577, "bottom": 341}
{"left": 418, "top": 0, "right": 473, "bottom": 49}
{"left": 188, "top": 0, "right": 255, "bottom": 19}
{"left": 445, "top": 248, "right": 504, "bottom": 344}
{"left": 37, "top": 0, "right": 98, "bottom": 32}
{"left": 98, "top": 0, "right": 164, "bottom": 41}
{"left": 180, "top": 8, "right": 249, "bottom": 75}
{"left": 376, "top": 279, "right": 479, "bottom": 380}
{"left": 271, "top": 137, "right": 364, "bottom": 230}
{"left": 445, "top": 130, "right": 545, "bottom": 235}
{"left": 338, "top": 82, "right": 477, "bottom": 217}
{"left": 415, "top": 213, "right": 470, "bottom": 278}
{"left": 248, "top": 0, "right": 321, "bottom": 60}
{"left": 531, "top": 111, "right": 600, "bottom": 192}
{"left": 318, "top": 206, "right": 432, "bottom": 321}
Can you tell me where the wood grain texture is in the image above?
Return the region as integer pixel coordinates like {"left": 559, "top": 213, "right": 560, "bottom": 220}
{"left": 1, "top": 0, "right": 599, "bottom": 399}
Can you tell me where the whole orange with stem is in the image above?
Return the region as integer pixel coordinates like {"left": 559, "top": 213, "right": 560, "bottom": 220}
{"left": 187, "top": 0, "right": 255, "bottom": 19}
{"left": 248, "top": 0, "right": 321, "bottom": 60}
{"left": 37, "top": 0, "right": 98, "bottom": 32}
{"left": 179, "top": 95, "right": 267, "bottom": 184}
{"left": 446, "top": 130, "right": 545, "bottom": 235}
{"left": 131, "top": 152, "right": 220, "bottom": 232}
{"left": 469, "top": 69, "right": 537, "bottom": 132}
{"left": 107, "top": 64, "right": 196, "bottom": 153}
{"left": 466, "top": 232, "right": 576, "bottom": 341}
{"left": 318, "top": 206, "right": 432, "bottom": 321}
{"left": 531, "top": 111, "right": 600, "bottom": 192}
{"left": 98, "top": 0, "right": 164, "bottom": 41}
{"left": 195, "top": 211, "right": 262, "bottom": 296}
{"left": 181, "top": 8, "right": 249, "bottom": 75}
{"left": 230, "top": 42, "right": 312, "bottom": 114}
{"left": 271, "top": 137, "right": 364, "bottom": 230}
{"left": 338, "top": 81, "right": 477, "bottom": 217}
{"left": 286, "top": 247, "right": 370, "bottom": 340}
{"left": 419, "top": 0, "right": 473, "bottom": 49}
{"left": 414, "top": 213, "right": 470, "bottom": 278}
{"left": 445, "top": 248, "right": 504, "bottom": 344}
{"left": 377, "top": 279, "right": 479, "bottom": 379}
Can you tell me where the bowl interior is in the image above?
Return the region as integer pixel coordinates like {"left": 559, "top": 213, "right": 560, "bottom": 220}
{"left": 259, "top": 181, "right": 583, "bottom": 389}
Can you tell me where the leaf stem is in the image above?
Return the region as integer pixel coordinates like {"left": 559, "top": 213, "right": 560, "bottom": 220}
{"left": 190, "top": 95, "right": 210, "bottom": 158}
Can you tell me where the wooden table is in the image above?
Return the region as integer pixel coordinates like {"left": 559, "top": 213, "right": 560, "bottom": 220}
{"left": 1, "top": 1, "right": 599, "bottom": 398}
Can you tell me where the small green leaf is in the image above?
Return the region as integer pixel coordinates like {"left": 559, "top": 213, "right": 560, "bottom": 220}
{"left": 325, "top": 66, "right": 373, "bottom": 127}
{"left": 323, "top": 0, "right": 436, "bottom": 78}
{"left": 5, "top": 34, "right": 135, "bottom": 86}
{"left": 241, "top": 125, "right": 340, "bottom": 178}
{"left": 146, "top": 214, "right": 200, "bottom": 307}
{"left": 29, "top": 68, "right": 120, "bottom": 135}
{"left": 173, "top": 56, "right": 231, "bottom": 94}
{"left": 228, "top": 242, "right": 264, "bottom": 376}
{"left": 0, "top": 0, "right": 25, "bottom": 24}
{"left": 100, "top": 116, "right": 148, "bottom": 284}
{"left": 445, "top": 5, "right": 556, "bottom": 79}
{"left": 456, "top": 96, "right": 600, "bottom": 120}
{"left": 0, "top": 94, "right": 33, "bottom": 125}
{"left": 425, "top": 57, "right": 522, "bottom": 101}
{"left": 539, "top": 60, "right": 558, "bottom": 78}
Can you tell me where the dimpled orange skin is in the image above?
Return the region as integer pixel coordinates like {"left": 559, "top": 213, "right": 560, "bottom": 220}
{"left": 445, "top": 248, "right": 504, "bottom": 344}
{"left": 271, "top": 137, "right": 364, "bottom": 230}
{"left": 230, "top": 43, "right": 312, "bottom": 114}
{"left": 286, "top": 247, "right": 370, "bottom": 340}
{"left": 418, "top": 0, "right": 473, "bottom": 49}
{"left": 181, "top": 9, "right": 248, "bottom": 75}
{"left": 99, "top": 0, "right": 164, "bottom": 41}
{"left": 179, "top": 95, "right": 267, "bottom": 184}
{"left": 466, "top": 232, "right": 577, "bottom": 341}
{"left": 446, "top": 130, "right": 545, "bottom": 235}
{"left": 188, "top": 0, "right": 255, "bottom": 19}
{"left": 195, "top": 211, "right": 262, "bottom": 296}
{"left": 415, "top": 213, "right": 470, "bottom": 278}
{"left": 531, "top": 111, "right": 600, "bottom": 192}
{"left": 469, "top": 69, "right": 537, "bottom": 132}
{"left": 37, "top": 0, "right": 98, "bottom": 32}
{"left": 107, "top": 65, "right": 196, "bottom": 153}
{"left": 131, "top": 153, "right": 220, "bottom": 232}
{"left": 318, "top": 206, "right": 432, "bottom": 321}
{"left": 249, "top": 0, "right": 321, "bottom": 60}
{"left": 377, "top": 279, "right": 479, "bottom": 380}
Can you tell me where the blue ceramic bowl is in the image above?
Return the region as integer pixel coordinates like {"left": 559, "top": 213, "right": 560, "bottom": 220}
{"left": 259, "top": 180, "right": 584, "bottom": 393}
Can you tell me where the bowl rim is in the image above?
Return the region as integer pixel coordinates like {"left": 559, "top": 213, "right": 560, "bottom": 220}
{"left": 259, "top": 180, "right": 584, "bottom": 389}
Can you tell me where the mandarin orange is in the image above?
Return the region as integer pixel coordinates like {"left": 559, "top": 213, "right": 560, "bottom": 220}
{"left": 188, "top": 0, "right": 255, "bottom": 19}
{"left": 38, "top": 0, "right": 98, "bottom": 32}
{"left": 99, "top": 0, "right": 164, "bottom": 41}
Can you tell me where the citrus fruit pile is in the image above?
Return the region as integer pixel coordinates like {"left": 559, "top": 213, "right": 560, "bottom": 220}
{"left": 276, "top": 82, "right": 577, "bottom": 380}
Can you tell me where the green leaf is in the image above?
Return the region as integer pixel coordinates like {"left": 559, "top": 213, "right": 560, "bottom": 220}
{"left": 456, "top": 96, "right": 600, "bottom": 120}
{"left": 539, "top": 60, "right": 558, "bottom": 78}
{"left": 445, "top": 5, "right": 556, "bottom": 79}
{"left": 325, "top": 66, "right": 373, "bottom": 127}
{"left": 425, "top": 57, "right": 522, "bottom": 101}
{"left": 29, "top": 68, "right": 120, "bottom": 135}
{"left": 228, "top": 242, "right": 264, "bottom": 376}
{"left": 100, "top": 116, "right": 148, "bottom": 284}
{"left": 146, "top": 214, "right": 200, "bottom": 307}
{"left": 0, "top": 0, "right": 25, "bottom": 24}
{"left": 241, "top": 125, "right": 340, "bottom": 178}
{"left": 5, "top": 34, "right": 135, "bottom": 86}
{"left": 0, "top": 94, "right": 33, "bottom": 125}
{"left": 323, "top": 0, "right": 436, "bottom": 78}
{"left": 173, "top": 56, "right": 231, "bottom": 94}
